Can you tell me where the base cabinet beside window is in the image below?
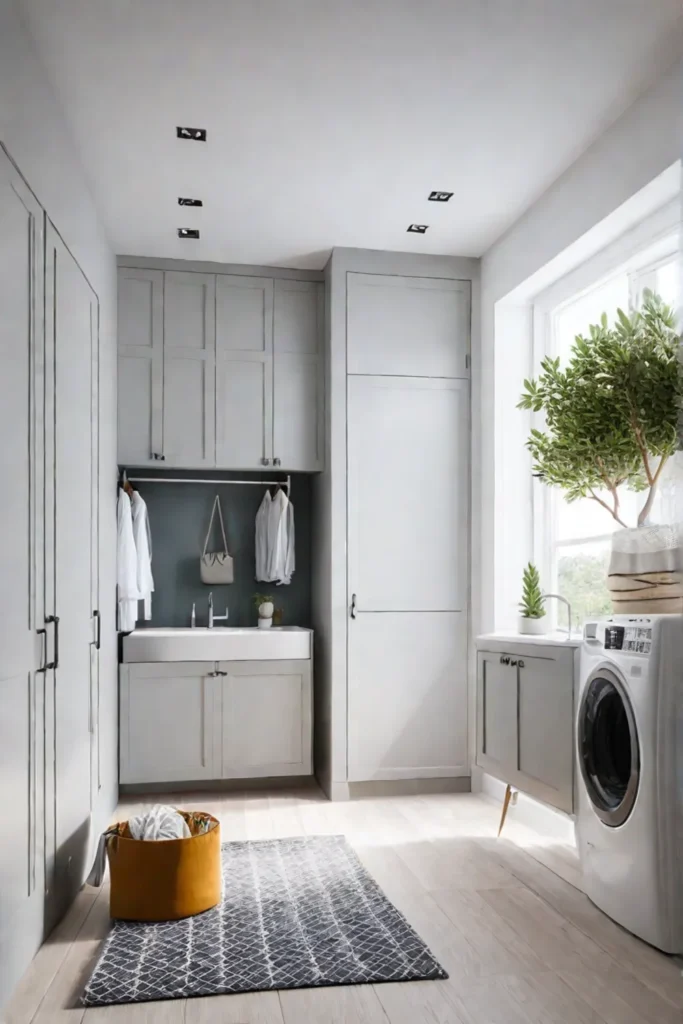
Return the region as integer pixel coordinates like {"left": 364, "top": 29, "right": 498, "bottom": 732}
{"left": 476, "top": 639, "right": 578, "bottom": 814}
{"left": 119, "top": 660, "right": 313, "bottom": 784}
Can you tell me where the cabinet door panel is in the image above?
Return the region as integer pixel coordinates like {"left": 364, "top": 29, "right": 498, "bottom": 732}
{"left": 273, "top": 355, "right": 321, "bottom": 470}
{"left": 162, "top": 272, "right": 215, "bottom": 466}
{"left": 476, "top": 653, "right": 518, "bottom": 778}
{"left": 273, "top": 280, "right": 322, "bottom": 471}
{"left": 216, "top": 276, "right": 273, "bottom": 468}
{"left": 518, "top": 655, "right": 574, "bottom": 812}
{"left": 216, "top": 358, "right": 268, "bottom": 468}
{"left": 348, "top": 376, "right": 467, "bottom": 612}
{"left": 117, "top": 268, "right": 163, "bottom": 463}
{"left": 347, "top": 273, "right": 470, "bottom": 378}
{"left": 0, "top": 152, "right": 44, "bottom": 1006}
{"left": 348, "top": 613, "right": 467, "bottom": 781}
{"left": 120, "top": 664, "right": 219, "bottom": 783}
{"left": 221, "top": 661, "right": 311, "bottom": 777}
{"left": 163, "top": 357, "right": 211, "bottom": 463}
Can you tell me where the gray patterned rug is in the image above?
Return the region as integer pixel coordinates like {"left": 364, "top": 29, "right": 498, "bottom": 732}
{"left": 82, "top": 834, "right": 447, "bottom": 1006}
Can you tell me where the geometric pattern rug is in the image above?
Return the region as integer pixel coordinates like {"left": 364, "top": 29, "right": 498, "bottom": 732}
{"left": 82, "top": 834, "right": 447, "bottom": 1006}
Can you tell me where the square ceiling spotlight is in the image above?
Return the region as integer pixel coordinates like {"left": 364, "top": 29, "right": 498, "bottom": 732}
{"left": 178, "top": 227, "right": 200, "bottom": 239}
{"left": 176, "top": 126, "right": 207, "bottom": 141}
{"left": 407, "top": 224, "right": 428, "bottom": 234}
{"left": 428, "top": 191, "right": 453, "bottom": 202}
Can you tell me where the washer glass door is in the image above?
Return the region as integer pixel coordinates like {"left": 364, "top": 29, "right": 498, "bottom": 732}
{"left": 578, "top": 667, "right": 640, "bottom": 827}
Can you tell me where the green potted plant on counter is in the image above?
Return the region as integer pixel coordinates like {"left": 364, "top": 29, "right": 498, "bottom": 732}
{"left": 518, "top": 291, "right": 682, "bottom": 615}
{"left": 519, "top": 563, "right": 546, "bottom": 634}
{"left": 253, "top": 593, "right": 274, "bottom": 629}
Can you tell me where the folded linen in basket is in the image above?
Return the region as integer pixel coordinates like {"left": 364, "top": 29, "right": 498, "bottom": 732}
{"left": 86, "top": 805, "right": 191, "bottom": 887}
{"left": 128, "top": 804, "right": 192, "bottom": 842}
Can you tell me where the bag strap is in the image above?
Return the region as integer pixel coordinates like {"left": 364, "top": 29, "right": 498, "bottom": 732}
{"left": 202, "top": 495, "right": 229, "bottom": 556}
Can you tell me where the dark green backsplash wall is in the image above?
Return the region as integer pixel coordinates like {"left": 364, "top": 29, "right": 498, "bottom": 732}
{"left": 129, "top": 471, "right": 312, "bottom": 629}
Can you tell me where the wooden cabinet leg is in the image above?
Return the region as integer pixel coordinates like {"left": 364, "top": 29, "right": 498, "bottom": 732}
{"left": 498, "top": 783, "right": 513, "bottom": 837}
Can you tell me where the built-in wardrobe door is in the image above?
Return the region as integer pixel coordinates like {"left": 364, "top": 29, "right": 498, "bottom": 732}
{"left": 347, "top": 375, "right": 469, "bottom": 781}
{"left": 0, "top": 147, "right": 46, "bottom": 1006}
{"left": 215, "top": 275, "right": 273, "bottom": 468}
{"left": 346, "top": 273, "right": 470, "bottom": 378}
{"left": 44, "top": 221, "right": 100, "bottom": 925}
{"left": 163, "top": 271, "right": 216, "bottom": 467}
{"left": 273, "top": 279, "right": 323, "bottom": 471}
{"left": 117, "top": 267, "right": 163, "bottom": 464}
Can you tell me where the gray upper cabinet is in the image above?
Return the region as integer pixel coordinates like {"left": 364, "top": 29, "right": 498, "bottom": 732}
{"left": 163, "top": 272, "right": 215, "bottom": 467}
{"left": 215, "top": 275, "right": 273, "bottom": 469}
{"left": 117, "top": 268, "right": 163, "bottom": 465}
{"left": 273, "top": 280, "right": 323, "bottom": 471}
{"left": 117, "top": 267, "right": 324, "bottom": 471}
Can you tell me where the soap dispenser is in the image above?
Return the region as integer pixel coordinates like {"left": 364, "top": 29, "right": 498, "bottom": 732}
{"left": 191, "top": 602, "right": 196, "bottom": 628}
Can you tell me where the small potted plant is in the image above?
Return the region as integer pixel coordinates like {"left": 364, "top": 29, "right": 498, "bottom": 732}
{"left": 253, "top": 593, "right": 274, "bottom": 629}
{"left": 518, "top": 563, "right": 546, "bottom": 635}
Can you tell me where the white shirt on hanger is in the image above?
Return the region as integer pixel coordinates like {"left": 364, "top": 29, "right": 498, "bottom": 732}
{"left": 255, "top": 489, "right": 295, "bottom": 585}
{"left": 117, "top": 488, "right": 138, "bottom": 632}
{"left": 131, "top": 490, "right": 154, "bottom": 620}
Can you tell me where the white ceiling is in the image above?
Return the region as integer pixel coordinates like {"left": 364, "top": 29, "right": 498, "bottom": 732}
{"left": 21, "top": 0, "right": 683, "bottom": 269}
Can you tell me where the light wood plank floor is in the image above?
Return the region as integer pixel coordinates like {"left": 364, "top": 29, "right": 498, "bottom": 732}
{"left": 5, "top": 788, "right": 683, "bottom": 1023}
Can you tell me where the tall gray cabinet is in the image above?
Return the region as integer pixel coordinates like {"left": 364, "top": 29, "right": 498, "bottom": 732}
{"left": 117, "top": 264, "right": 324, "bottom": 471}
{"left": 0, "top": 146, "right": 101, "bottom": 1006}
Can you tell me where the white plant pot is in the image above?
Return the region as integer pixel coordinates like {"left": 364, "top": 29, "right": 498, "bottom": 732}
{"left": 518, "top": 615, "right": 546, "bottom": 636}
{"left": 258, "top": 617, "right": 273, "bottom": 629}
{"left": 608, "top": 525, "right": 683, "bottom": 615}
{"left": 258, "top": 601, "right": 274, "bottom": 619}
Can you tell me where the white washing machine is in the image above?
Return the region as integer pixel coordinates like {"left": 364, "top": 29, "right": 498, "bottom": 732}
{"left": 577, "top": 615, "right": 683, "bottom": 953}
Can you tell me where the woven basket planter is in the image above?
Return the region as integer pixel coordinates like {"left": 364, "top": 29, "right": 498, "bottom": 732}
{"left": 608, "top": 526, "right": 683, "bottom": 615}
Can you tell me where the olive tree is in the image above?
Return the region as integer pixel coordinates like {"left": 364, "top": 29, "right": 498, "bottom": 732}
{"left": 518, "top": 291, "right": 681, "bottom": 528}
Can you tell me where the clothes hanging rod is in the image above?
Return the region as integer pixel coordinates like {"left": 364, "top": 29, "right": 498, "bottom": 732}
{"left": 126, "top": 475, "right": 291, "bottom": 489}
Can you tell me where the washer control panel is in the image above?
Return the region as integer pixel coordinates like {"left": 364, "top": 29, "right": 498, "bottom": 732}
{"left": 604, "top": 624, "right": 652, "bottom": 654}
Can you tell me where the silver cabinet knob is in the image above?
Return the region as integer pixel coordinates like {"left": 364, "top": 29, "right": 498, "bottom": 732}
{"left": 261, "top": 457, "right": 271, "bottom": 466}
{"left": 273, "top": 457, "right": 281, "bottom": 466}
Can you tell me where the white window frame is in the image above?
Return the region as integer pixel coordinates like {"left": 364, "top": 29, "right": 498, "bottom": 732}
{"left": 530, "top": 200, "right": 680, "bottom": 626}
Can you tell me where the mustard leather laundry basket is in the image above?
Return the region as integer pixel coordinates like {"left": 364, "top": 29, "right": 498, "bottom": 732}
{"left": 107, "top": 811, "right": 221, "bottom": 921}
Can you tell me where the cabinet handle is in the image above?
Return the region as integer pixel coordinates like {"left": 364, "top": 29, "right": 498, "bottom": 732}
{"left": 151, "top": 452, "right": 165, "bottom": 461}
{"left": 273, "top": 457, "right": 281, "bottom": 466}
{"left": 510, "top": 658, "right": 518, "bottom": 667}
{"left": 45, "top": 615, "right": 59, "bottom": 670}
{"left": 208, "top": 670, "right": 227, "bottom": 677}
{"left": 93, "top": 610, "right": 101, "bottom": 651}
{"left": 350, "top": 593, "right": 357, "bottom": 619}
{"left": 261, "top": 457, "right": 271, "bottom": 466}
{"left": 517, "top": 659, "right": 525, "bottom": 669}
{"left": 37, "top": 628, "right": 47, "bottom": 673}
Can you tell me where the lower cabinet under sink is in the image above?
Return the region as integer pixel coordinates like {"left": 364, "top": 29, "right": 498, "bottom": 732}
{"left": 119, "top": 659, "right": 313, "bottom": 785}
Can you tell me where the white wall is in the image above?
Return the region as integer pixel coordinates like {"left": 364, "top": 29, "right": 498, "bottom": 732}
{"left": 476, "top": 56, "right": 683, "bottom": 634}
{"left": 0, "top": 0, "right": 117, "bottom": 858}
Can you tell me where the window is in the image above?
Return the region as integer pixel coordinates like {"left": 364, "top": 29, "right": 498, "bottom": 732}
{"left": 536, "top": 246, "right": 680, "bottom": 630}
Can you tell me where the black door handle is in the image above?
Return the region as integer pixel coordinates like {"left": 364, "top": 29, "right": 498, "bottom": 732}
{"left": 350, "top": 594, "right": 357, "bottom": 619}
{"left": 45, "top": 615, "right": 60, "bottom": 670}
{"left": 37, "top": 628, "right": 47, "bottom": 673}
{"left": 93, "top": 610, "right": 101, "bottom": 650}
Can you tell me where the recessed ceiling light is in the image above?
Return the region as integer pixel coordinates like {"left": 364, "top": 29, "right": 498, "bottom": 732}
{"left": 178, "top": 228, "right": 200, "bottom": 239}
{"left": 428, "top": 191, "right": 453, "bottom": 202}
{"left": 407, "top": 224, "right": 428, "bottom": 234}
{"left": 178, "top": 197, "right": 203, "bottom": 207}
{"left": 176, "top": 126, "right": 207, "bottom": 142}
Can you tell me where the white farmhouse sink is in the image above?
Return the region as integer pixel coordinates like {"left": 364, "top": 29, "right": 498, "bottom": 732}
{"left": 123, "top": 626, "right": 311, "bottom": 663}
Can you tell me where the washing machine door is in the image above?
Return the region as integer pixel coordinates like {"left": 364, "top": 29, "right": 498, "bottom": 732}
{"left": 578, "top": 666, "right": 640, "bottom": 827}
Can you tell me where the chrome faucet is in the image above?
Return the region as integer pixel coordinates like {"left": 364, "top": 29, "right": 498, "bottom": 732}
{"left": 207, "top": 592, "right": 229, "bottom": 629}
{"left": 542, "top": 593, "right": 573, "bottom": 639}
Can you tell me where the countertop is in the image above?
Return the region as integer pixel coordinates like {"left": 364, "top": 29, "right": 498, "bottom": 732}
{"left": 476, "top": 631, "right": 582, "bottom": 649}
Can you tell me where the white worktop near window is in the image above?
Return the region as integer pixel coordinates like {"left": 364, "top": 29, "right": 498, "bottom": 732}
{"left": 476, "top": 632, "right": 582, "bottom": 649}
